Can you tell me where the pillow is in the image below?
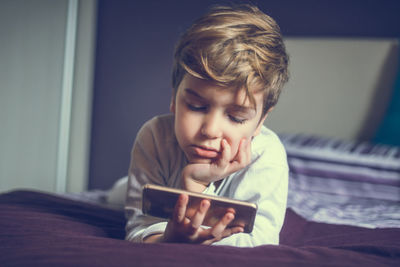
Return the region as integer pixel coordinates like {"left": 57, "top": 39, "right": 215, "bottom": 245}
{"left": 106, "top": 176, "right": 128, "bottom": 210}
{"left": 280, "top": 134, "right": 400, "bottom": 201}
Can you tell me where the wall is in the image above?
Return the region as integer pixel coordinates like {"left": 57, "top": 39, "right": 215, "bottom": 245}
{"left": 267, "top": 38, "right": 399, "bottom": 141}
{"left": 90, "top": 0, "right": 400, "bottom": 190}
{"left": 0, "top": 0, "right": 96, "bottom": 193}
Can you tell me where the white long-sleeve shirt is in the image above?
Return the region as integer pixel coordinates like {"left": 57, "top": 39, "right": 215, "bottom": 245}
{"left": 125, "top": 114, "right": 288, "bottom": 247}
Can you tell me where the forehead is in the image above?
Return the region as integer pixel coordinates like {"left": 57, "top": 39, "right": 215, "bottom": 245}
{"left": 179, "top": 74, "right": 264, "bottom": 110}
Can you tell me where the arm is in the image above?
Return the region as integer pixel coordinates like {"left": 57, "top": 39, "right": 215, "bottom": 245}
{"left": 125, "top": 116, "right": 244, "bottom": 244}
{"left": 146, "top": 137, "right": 251, "bottom": 244}
{"left": 125, "top": 117, "right": 172, "bottom": 242}
{"left": 212, "top": 131, "right": 289, "bottom": 247}
{"left": 214, "top": 164, "right": 288, "bottom": 247}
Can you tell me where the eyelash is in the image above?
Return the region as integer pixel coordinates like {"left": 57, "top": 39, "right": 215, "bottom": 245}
{"left": 187, "top": 103, "right": 206, "bottom": 112}
{"left": 229, "top": 115, "right": 247, "bottom": 124}
{"left": 186, "top": 103, "right": 247, "bottom": 124}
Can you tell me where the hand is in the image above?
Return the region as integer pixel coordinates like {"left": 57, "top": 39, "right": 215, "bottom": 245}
{"left": 162, "top": 194, "right": 243, "bottom": 244}
{"left": 182, "top": 138, "right": 251, "bottom": 192}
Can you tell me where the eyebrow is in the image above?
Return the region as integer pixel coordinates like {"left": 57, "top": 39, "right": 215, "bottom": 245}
{"left": 230, "top": 104, "right": 256, "bottom": 114}
{"left": 184, "top": 88, "right": 205, "bottom": 100}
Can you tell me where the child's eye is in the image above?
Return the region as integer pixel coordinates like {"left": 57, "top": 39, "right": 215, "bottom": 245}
{"left": 229, "top": 115, "right": 247, "bottom": 124}
{"left": 187, "top": 103, "right": 207, "bottom": 112}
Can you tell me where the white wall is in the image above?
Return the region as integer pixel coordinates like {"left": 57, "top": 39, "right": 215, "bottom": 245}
{"left": 266, "top": 38, "right": 399, "bottom": 141}
{"left": 0, "top": 0, "right": 96, "bottom": 193}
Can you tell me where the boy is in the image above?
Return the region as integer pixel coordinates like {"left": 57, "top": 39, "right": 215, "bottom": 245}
{"left": 125, "top": 4, "right": 289, "bottom": 247}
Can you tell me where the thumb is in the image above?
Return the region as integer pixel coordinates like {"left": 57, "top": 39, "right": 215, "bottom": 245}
{"left": 217, "top": 139, "right": 231, "bottom": 167}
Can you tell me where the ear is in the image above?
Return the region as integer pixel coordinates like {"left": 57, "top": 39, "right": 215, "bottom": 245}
{"left": 253, "top": 107, "right": 274, "bottom": 136}
{"left": 170, "top": 96, "right": 176, "bottom": 114}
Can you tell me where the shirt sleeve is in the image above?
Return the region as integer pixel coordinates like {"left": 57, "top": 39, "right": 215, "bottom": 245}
{"left": 213, "top": 129, "right": 289, "bottom": 247}
{"left": 125, "top": 117, "right": 169, "bottom": 242}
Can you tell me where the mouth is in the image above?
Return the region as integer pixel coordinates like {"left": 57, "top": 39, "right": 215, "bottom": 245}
{"left": 191, "top": 145, "right": 219, "bottom": 159}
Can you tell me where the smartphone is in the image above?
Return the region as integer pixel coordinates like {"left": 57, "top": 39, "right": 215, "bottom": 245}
{"left": 142, "top": 184, "right": 257, "bottom": 233}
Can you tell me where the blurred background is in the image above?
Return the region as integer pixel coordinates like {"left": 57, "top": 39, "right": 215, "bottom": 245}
{"left": 1, "top": 0, "right": 399, "bottom": 193}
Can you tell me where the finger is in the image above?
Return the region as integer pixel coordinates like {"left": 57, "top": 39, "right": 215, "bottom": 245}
{"left": 218, "top": 139, "right": 231, "bottom": 167}
{"left": 246, "top": 138, "right": 252, "bottom": 162}
{"left": 241, "top": 138, "right": 252, "bottom": 165}
{"left": 189, "top": 199, "right": 210, "bottom": 233}
{"left": 242, "top": 138, "right": 251, "bottom": 162}
{"left": 221, "top": 226, "right": 244, "bottom": 239}
{"left": 199, "top": 212, "right": 235, "bottom": 244}
{"left": 228, "top": 139, "right": 250, "bottom": 174}
{"left": 233, "top": 138, "right": 247, "bottom": 164}
{"left": 173, "top": 194, "right": 188, "bottom": 224}
{"left": 198, "top": 225, "right": 244, "bottom": 245}
{"left": 210, "top": 211, "right": 235, "bottom": 240}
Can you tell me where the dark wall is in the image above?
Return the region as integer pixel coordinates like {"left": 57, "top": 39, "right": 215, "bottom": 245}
{"left": 89, "top": 0, "right": 400, "bottom": 190}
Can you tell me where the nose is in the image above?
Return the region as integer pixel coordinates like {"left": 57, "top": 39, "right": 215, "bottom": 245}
{"left": 200, "top": 112, "right": 223, "bottom": 139}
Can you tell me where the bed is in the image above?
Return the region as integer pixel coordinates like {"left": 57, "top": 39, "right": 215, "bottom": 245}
{"left": 1, "top": 134, "right": 399, "bottom": 266}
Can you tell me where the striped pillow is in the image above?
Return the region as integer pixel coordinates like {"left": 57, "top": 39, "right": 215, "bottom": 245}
{"left": 280, "top": 134, "right": 400, "bottom": 201}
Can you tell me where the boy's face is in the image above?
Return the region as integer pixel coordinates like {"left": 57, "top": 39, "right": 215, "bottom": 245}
{"left": 171, "top": 74, "right": 268, "bottom": 164}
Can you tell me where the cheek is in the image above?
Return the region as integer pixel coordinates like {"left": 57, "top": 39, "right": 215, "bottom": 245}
{"left": 174, "top": 113, "right": 196, "bottom": 144}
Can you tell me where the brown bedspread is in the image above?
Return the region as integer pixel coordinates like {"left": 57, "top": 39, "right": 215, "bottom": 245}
{"left": 0, "top": 190, "right": 399, "bottom": 266}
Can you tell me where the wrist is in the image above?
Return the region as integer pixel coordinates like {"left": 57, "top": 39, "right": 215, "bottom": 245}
{"left": 182, "top": 174, "right": 208, "bottom": 192}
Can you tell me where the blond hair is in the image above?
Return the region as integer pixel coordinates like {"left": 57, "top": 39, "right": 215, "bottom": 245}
{"left": 172, "top": 4, "right": 289, "bottom": 115}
